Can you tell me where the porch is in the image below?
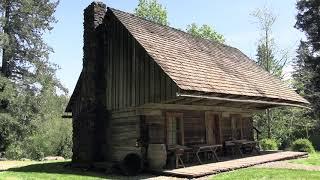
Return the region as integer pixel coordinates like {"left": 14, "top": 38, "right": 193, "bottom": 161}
{"left": 141, "top": 107, "right": 258, "bottom": 170}
{"left": 150, "top": 151, "right": 308, "bottom": 178}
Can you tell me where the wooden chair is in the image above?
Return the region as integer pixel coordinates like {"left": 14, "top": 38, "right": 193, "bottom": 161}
{"left": 175, "top": 148, "right": 185, "bottom": 168}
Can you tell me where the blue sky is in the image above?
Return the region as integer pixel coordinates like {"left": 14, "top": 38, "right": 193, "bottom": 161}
{"left": 44, "top": 0, "right": 304, "bottom": 94}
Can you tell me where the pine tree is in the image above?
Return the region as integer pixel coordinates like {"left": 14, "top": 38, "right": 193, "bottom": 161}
{"left": 0, "top": 1, "right": 72, "bottom": 159}
{"left": 295, "top": 0, "right": 320, "bottom": 119}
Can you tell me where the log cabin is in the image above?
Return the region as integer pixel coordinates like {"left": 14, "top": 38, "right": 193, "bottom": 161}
{"left": 65, "top": 1, "right": 309, "bottom": 174}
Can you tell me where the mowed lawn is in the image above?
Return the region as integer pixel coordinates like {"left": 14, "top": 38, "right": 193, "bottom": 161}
{"left": 290, "top": 152, "right": 320, "bottom": 166}
{"left": 213, "top": 152, "right": 320, "bottom": 180}
{"left": 213, "top": 168, "right": 320, "bottom": 180}
{"left": 0, "top": 161, "right": 110, "bottom": 180}
{"left": 0, "top": 153, "right": 320, "bottom": 179}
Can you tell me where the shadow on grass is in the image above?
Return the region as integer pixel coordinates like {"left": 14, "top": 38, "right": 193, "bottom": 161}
{"left": 4, "top": 161, "right": 110, "bottom": 179}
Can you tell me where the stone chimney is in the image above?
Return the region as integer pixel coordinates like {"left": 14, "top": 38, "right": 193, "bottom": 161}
{"left": 72, "top": 1, "right": 107, "bottom": 163}
{"left": 83, "top": 1, "right": 106, "bottom": 68}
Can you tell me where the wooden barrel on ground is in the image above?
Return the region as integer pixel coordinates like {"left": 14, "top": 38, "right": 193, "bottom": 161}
{"left": 147, "top": 144, "right": 167, "bottom": 170}
{"left": 119, "top": 153, "right": 143, "bottom": 176}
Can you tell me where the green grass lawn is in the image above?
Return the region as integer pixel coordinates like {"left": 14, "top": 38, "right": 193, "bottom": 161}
{"left": 213, "top": 168, "right": 320, "bottom": 180}
{"left": 290, "top": 152, "right": 320, "bottom": 166}
{"left": 0, "top": 161, "right": 110, "bottom": 180}
{"left": 1, "top": 154, "right": 320, "bottom": 180}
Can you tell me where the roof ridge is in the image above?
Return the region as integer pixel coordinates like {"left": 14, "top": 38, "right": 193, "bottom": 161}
{"left": 108, "top": 7, "right": 235, "bottom": 49}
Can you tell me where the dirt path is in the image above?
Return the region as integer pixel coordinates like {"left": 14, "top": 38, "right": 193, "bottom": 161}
{"left": 254, "top": 160, "right": 320, "bottom": 171}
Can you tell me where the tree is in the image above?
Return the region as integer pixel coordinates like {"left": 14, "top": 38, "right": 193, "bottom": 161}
{"left": 134, "top": 0, "right": 168, "bottom": 26}
{"left": 186, "top": 23, "right": 225, "bottom": 43}
{"left": 292, "top": 41, "right": 319, "bottom": 137}
{"left": 292, "top": 41, "right": 313, "bottom": 97}
{"left": 295, "top": 0, "right": 320, "bottom": 120}
{"left": 0, "top": 0, "right": 72, "bottom": 159}
{"left": 251, "top": 7, "right": 289, "bottom": 139}
{"left": 1, "top": 0, "right": 59, "bottom": 82}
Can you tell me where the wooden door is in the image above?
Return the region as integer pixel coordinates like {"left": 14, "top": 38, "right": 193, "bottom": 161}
{"left": 205, "top": 113, "right": 221, "bottom": 145}
{"left": 166, "top": 113, "right": 184, "bottom": 145}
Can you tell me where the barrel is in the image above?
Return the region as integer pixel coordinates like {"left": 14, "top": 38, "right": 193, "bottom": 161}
{"left": 119, "top": 153, "right": 143, "bottom": 176}
{"left": 147, "top": 144, "right": 167, "bottom": 170}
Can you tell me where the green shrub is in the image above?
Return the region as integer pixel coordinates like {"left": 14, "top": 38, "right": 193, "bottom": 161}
{"left": 291, "top": 138, "right": 315, "bottom": 153}
{"left": 5, "top": 142, "right": 24, "bottom": 160}
{"left": 4, "top": 118, "right": 72, "bottom": 160}
{"left": 309, "top": 135, "right": 320, "bottom": 151}
{"left": 260, "top": 138, "right": 278, "bottom": 150}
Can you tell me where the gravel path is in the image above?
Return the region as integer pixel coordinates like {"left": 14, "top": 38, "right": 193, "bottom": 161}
{"left": 254, "top": 159, "right": 320, "bottom": 171}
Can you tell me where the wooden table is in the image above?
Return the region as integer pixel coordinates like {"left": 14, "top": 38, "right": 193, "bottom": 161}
{"left": 190, "top": 144, "right": 222, "bottom": 164}
{"left": 231, "top": 140, "right": 260, "bottom": 157}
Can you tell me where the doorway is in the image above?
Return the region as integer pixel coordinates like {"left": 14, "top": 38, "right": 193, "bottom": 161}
{"left": 205, "top": 113, "right": 221, "bottom": 145}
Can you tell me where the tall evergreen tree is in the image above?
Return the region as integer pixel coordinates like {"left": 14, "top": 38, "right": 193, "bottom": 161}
{"left": 295, "top": 0, "right": 320, "bottom": 119}
{"left": 0, "top": 0, "right": 71, "bottom": 159}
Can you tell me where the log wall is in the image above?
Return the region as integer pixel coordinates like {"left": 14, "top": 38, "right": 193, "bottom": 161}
{"left": 109, "top": 110, "right": 142, "bottom": 161}
{"left": 144, "top": 110, "right": 253, "bottom": 146}
{"left": 104, "top": 12, "right": 179, "bottom": 111}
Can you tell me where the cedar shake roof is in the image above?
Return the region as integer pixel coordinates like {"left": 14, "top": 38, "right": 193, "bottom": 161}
{"left": 109, "top": 8, "right": 309, "bottom": 106}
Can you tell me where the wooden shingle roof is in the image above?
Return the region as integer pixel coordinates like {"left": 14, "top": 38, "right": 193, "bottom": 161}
{"left": 110, "top": 8, "right": 309, "bottom": 107}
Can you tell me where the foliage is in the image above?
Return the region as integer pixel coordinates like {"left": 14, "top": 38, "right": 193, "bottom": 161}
{"left": 5, "top": 142, "right": 25, "bottom": 160}
{"left": 259, "top": 138, "right": 278, "bottom": 150}
{"left": 213, "top": 168, "right": 320, "bottom": 180}
{"left": 186, "top": 23, "right": 225, "bottom": 43}
{"left": 290, "top": 152, "right": 320, "bottom": 166}
{"left": 251, "top": 7, "right": 292, "bottom": 141}
{"left": 134, "top": 0, "right": 168, "bottom": 26}
{"left": 291, "top": 139, "right": 315, "bottom": 153}
{"left": 0, "top": 0, "right": 72, "bottom": 160}
{"left": 3, "top": 94, "right": 72, "bottom": 160}
{"left": 254, "top": 107, "right": 316, "bottom": 149}
{"left": 309, "top": 135, "right": 320, "bottom": 151}
{"left": 256, "top": 43, "right": 286, "bottom": 78}
{"left": 134, "top": 0, "right": 225, "bottom": 43}
{"left": 294, "top": 0, "right": 320, "bottom": 122}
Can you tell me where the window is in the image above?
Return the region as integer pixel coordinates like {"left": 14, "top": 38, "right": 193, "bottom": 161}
{"left": 166, "top": 113, "right": 184, "bottom": 145}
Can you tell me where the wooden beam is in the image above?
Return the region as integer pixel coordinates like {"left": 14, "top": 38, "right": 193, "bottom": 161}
{"left": 177, "top": 93, "right": 310, "bottom": 109}
{"left": 137, "top": 103, "right": 258, "bottom": 113}
{"left": 176, "top": 97, "right": 204, "bottom": 105}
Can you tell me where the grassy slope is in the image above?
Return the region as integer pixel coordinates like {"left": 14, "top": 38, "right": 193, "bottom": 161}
{"left": 290, "top": 152, "right": 320, "bottom": 166}
{"left": 213, "top": 168, "right": 320, "bottom": 180}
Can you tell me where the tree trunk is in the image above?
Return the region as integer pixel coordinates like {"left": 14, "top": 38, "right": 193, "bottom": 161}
{"left": 267, "top": 109, "right": 271, "bottom": 138}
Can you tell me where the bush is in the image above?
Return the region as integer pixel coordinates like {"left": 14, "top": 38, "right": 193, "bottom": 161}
{"left": 291, "top": 138, "right": 315, "bottom": 153}
{"left": 260, "top": 138, "right": 278, "bottom": 150}
{"left": 309, "top": 135, "right": 320, "bottom": 151}
{"left": 5, "top": 142, "right": 24, "bottom": 160}
{"left": 4, "top": 117, "right": 72, "bottom": 160}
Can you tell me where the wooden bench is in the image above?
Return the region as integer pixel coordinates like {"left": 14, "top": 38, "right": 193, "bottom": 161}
{"left": 225, "top": 140, "right": 260, "bottom": 157}
{"left": 190, "top": 144, "right": 222, "bottom": 164}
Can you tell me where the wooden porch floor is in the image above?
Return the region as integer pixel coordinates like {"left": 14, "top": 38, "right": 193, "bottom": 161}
{"left": 151, "top": 151, "right": 308, "bottom": 178}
